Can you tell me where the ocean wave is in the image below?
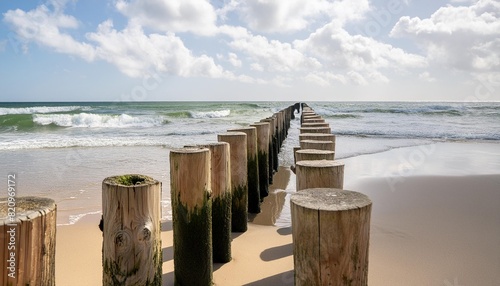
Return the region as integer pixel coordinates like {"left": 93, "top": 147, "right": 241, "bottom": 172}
{"left": 0, "top": 105, "right": 89, "bottom": 115}
{"left": 32, "top": 113, "right": 167, "bottom": 128}
{"left": 189, "top": 109, "right": 231, "bottom": 118}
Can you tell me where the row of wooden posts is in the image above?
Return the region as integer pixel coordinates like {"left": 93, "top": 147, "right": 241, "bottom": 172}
{"left": 0, "top": 104, "right": 299, "bottom": 286}
{"left": 291, "top": 104, "right": 372, "bottom": 285}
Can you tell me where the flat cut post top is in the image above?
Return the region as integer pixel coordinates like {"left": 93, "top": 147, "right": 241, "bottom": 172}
{"left": 0, "top": 196, "right": 56, "bottom": 221}
{"left": 290, "top": 188, "right": 371, "bottom": 211}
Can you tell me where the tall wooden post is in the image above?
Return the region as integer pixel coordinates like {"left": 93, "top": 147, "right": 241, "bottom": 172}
{"left": 299, "top": 133, "right": 336, "bottom": 142}
{"left": 1, "top": 196, "right": 56, "bottom": 286}
{"left": 102, "top": 174, "right": 162, "bottom": 286}
{"left": 296, "top": 149, "right": 335, "bottom": 161}
{"left": 260, "top": 117, "right": 276, "bottom": 184}
{"left": 299, "top": 127, "right": 331, "bottom": 134}
{"left": 218, "top": 132, "right": 248, "bottom": 232}
{"left": 170, "top": 149, "right": 212, "bottom": 285}
{"left": 296, "top": 160, "right": 344, "bottom": 191}
{"left": 301, "top": 123, "right": 330, "bottom": 128}
{"left": 299, "top": 140, "right": 335, "bottom": 151}
{"left": 227, "top": 127, "right": 260, "bottom": 214}
{"left": 198, "top": 143, "right": 232, "bottom": 263}
{"left": 250, "top": 122, "right": 270, "bottom": 199}
{"left": 291, "top": 188, "right": 371, "bottom": 285}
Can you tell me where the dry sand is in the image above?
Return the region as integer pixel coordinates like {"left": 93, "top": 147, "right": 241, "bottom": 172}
{"left": 55, "top": 142, "right": 500, "bottom": 285}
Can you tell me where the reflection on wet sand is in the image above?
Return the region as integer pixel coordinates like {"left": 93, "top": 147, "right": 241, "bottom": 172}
{"left": 250, "top": 166, "right": 291, "bottom": 226}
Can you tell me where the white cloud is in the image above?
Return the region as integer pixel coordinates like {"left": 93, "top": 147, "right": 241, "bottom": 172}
{"left": 391, "top": 0, "right": 500, "bottom": 72}
{"left": 419, "top": 71, "right": 436, "bottom": 82}
{"left": 87, "top": 20, "right": 229, "bottom": 78}
{"left": 227, "top": 52, "right": 242, "bottom": 67}
{"left": 3, "top": 5, "right": 96, "bottom": 60}
{"left": 116, "top": 0, "right": 218, "bottom": 35}
{"left": 220, "top": 26, "right": 321, "bottom": 72}
{"left": 229, "top": 0, "right": 370, "bottom": 33}
{"left": 305, "top": 72, "right": 347, "bottom": 86}
{"left": 295, "top": 22, "right": 427, "bottom": 85}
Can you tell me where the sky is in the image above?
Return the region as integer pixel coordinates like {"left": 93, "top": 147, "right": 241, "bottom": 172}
{"left": 0, "top": 0, "right": 499, "bottom": 102}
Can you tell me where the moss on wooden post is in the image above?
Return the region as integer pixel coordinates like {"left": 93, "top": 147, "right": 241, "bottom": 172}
{"left": 170, "top": 148, "right": 212, "bottom": 286}
{"left": 227, "top": 127, "right": 260, "bottom": 214}
{"left": 250, "top": 122, "right": 270, "bottom": 199}
{"left": 102, "top": 174, "right": 162, "bottom": 286}
{"left": 260, "top": 117, "right": 276, "bottom": 184}
{"left": 197, "top": 142, "right": 232, "bottom": 263}
{"left": 0, "top": 196, "right": 57, "bottom": 286}
{"left": 218, "top": 132, "right": 248, "bottom": 232}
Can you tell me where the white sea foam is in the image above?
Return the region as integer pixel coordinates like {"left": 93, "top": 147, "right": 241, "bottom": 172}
{"left": 32, "top": 113, "right": 165, "bottom": 128}
{"left": 0, "top": 106, "right": 88, "bottom": 115}
{"left": 58, "top": 210, "right": 102, "bottom": 226}
{"left": 190, "top": 109, "right": 230, "bottom": 118}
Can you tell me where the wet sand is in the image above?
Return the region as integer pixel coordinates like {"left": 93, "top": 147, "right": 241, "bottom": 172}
{"left": 55, "top": 142, "right": 500, "bottom": 285}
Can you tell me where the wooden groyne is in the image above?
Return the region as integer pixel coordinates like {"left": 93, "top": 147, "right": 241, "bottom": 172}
{"left": 292, "top": 104, "right": 372, "bottom": 285}
{"left": 3, "top": 102, "right": 373, "bottom": 286}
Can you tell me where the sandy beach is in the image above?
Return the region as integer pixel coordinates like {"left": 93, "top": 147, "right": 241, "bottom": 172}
{"left": 54, "top": 141, "right": 500, "bottom": 286}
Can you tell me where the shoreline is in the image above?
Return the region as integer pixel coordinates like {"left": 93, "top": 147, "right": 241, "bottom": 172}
{"left": 54, "top": 141, "right": 500, "bottom": 285}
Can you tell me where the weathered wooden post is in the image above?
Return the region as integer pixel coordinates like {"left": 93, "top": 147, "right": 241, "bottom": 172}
{"left": 198, "top": 142, "right": 232, "bottom": 263}
{"left": 299, "top": 127, "right": 332, "bottom": 134}
{"left": 170, "top": 148, "right": 212, "bottom": 285}
{"left": 218, "top": 132, "right": 248, "bottom": 232}
{"left": 299, "top": 133, "right": 336, "bottom": 152}
{"left": 291, "top": 188, "right": 371, "bottom": 285}
{"left": 296, "top": 160, "right": 344, "bottom": 190}
{"left": 301, "top": 122, "right": 330, "bottom": 128}
{"left": 260, "top": 117, "right": 276, "bottom": 184}
{"left": 227, "top": 127, "right": 260, "bottom": 214}
{"left": 250, "top": 122, "right": 270, "bottom": 199}
{"left": 299, "top": 133, "right": 336, "bottom": 142}
{"left": 303, "top": 118, "right": 326, "bottom": 123}
{"left": 299, "top": 140, "right": 335, "bottom": 151}
{"left": 296, "top": 149, "right": 335, "bottom": 161}
{"left": 271, "top": 116, "right": 279, "bottom": 172}
{"left": 275, "top": 111, "right": 283, "bottom": 150}
{"left": 102, "top": 174, "right": 162, "bottom": 286}
{"left": 1, "top": 196, "right": 56, "bottom": 286}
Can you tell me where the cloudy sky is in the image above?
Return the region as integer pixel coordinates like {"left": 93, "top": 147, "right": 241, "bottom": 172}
{"left": 1, "top": 0, "right": 499, "bottom": 102}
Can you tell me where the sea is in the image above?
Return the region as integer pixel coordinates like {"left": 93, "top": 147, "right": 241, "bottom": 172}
{"left": 1, "top": 101, "right": 499, "bottom": 225}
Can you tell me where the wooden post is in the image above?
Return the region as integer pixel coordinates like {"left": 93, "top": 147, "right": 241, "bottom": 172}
{"left": 251, "top": 122, "right": 270, "bottom": 199}
{"left": 276, "top": 112, "right": 283, "bottom": 149}
{"left": 197, "top": 142, "right": 232, "bottom": 263}
{"left": 299, "top": 140, "right": 335, "bottom": 151}
{"left": 293, "top": 146, "right": 301, "bottom": 164}
{"left": 271, "top": 116, "right": 279, "bottom": 172}
{"left": 102, "top": 174, "right": 162, "bottom": 286}
{"left": 291, "top": 188, "right": 371, "bottom": 285}
{"left": 1, "top": 196, "right": 56, "bottom": 286}
{"left": 170, "top": 149, "right": 212, "bottom": 285}
{"left": 260, "top": 118, "right": 276, "bottom": 184}
{"left": 302, "top": 118, "right": 326, "bottom": 123}
{"left": 296, "top": 149, "right": 335, "bottom": 161}
{"left": 299, "top": 133, "right": 336, "bottom": 142}
{"left": 299, "top": 127, "right": 331, "bottom": 134}
{"left": 296, "top": 160, "right": 344, "bottom": 191}
{"left": 227, "top": 127, "right": 260, "bottom": 214}
{"left": 301, "top": 122, "right": 330, "bottom": 128}
{"left": 218, "top": 132, "right": 248, "bottom": 232}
